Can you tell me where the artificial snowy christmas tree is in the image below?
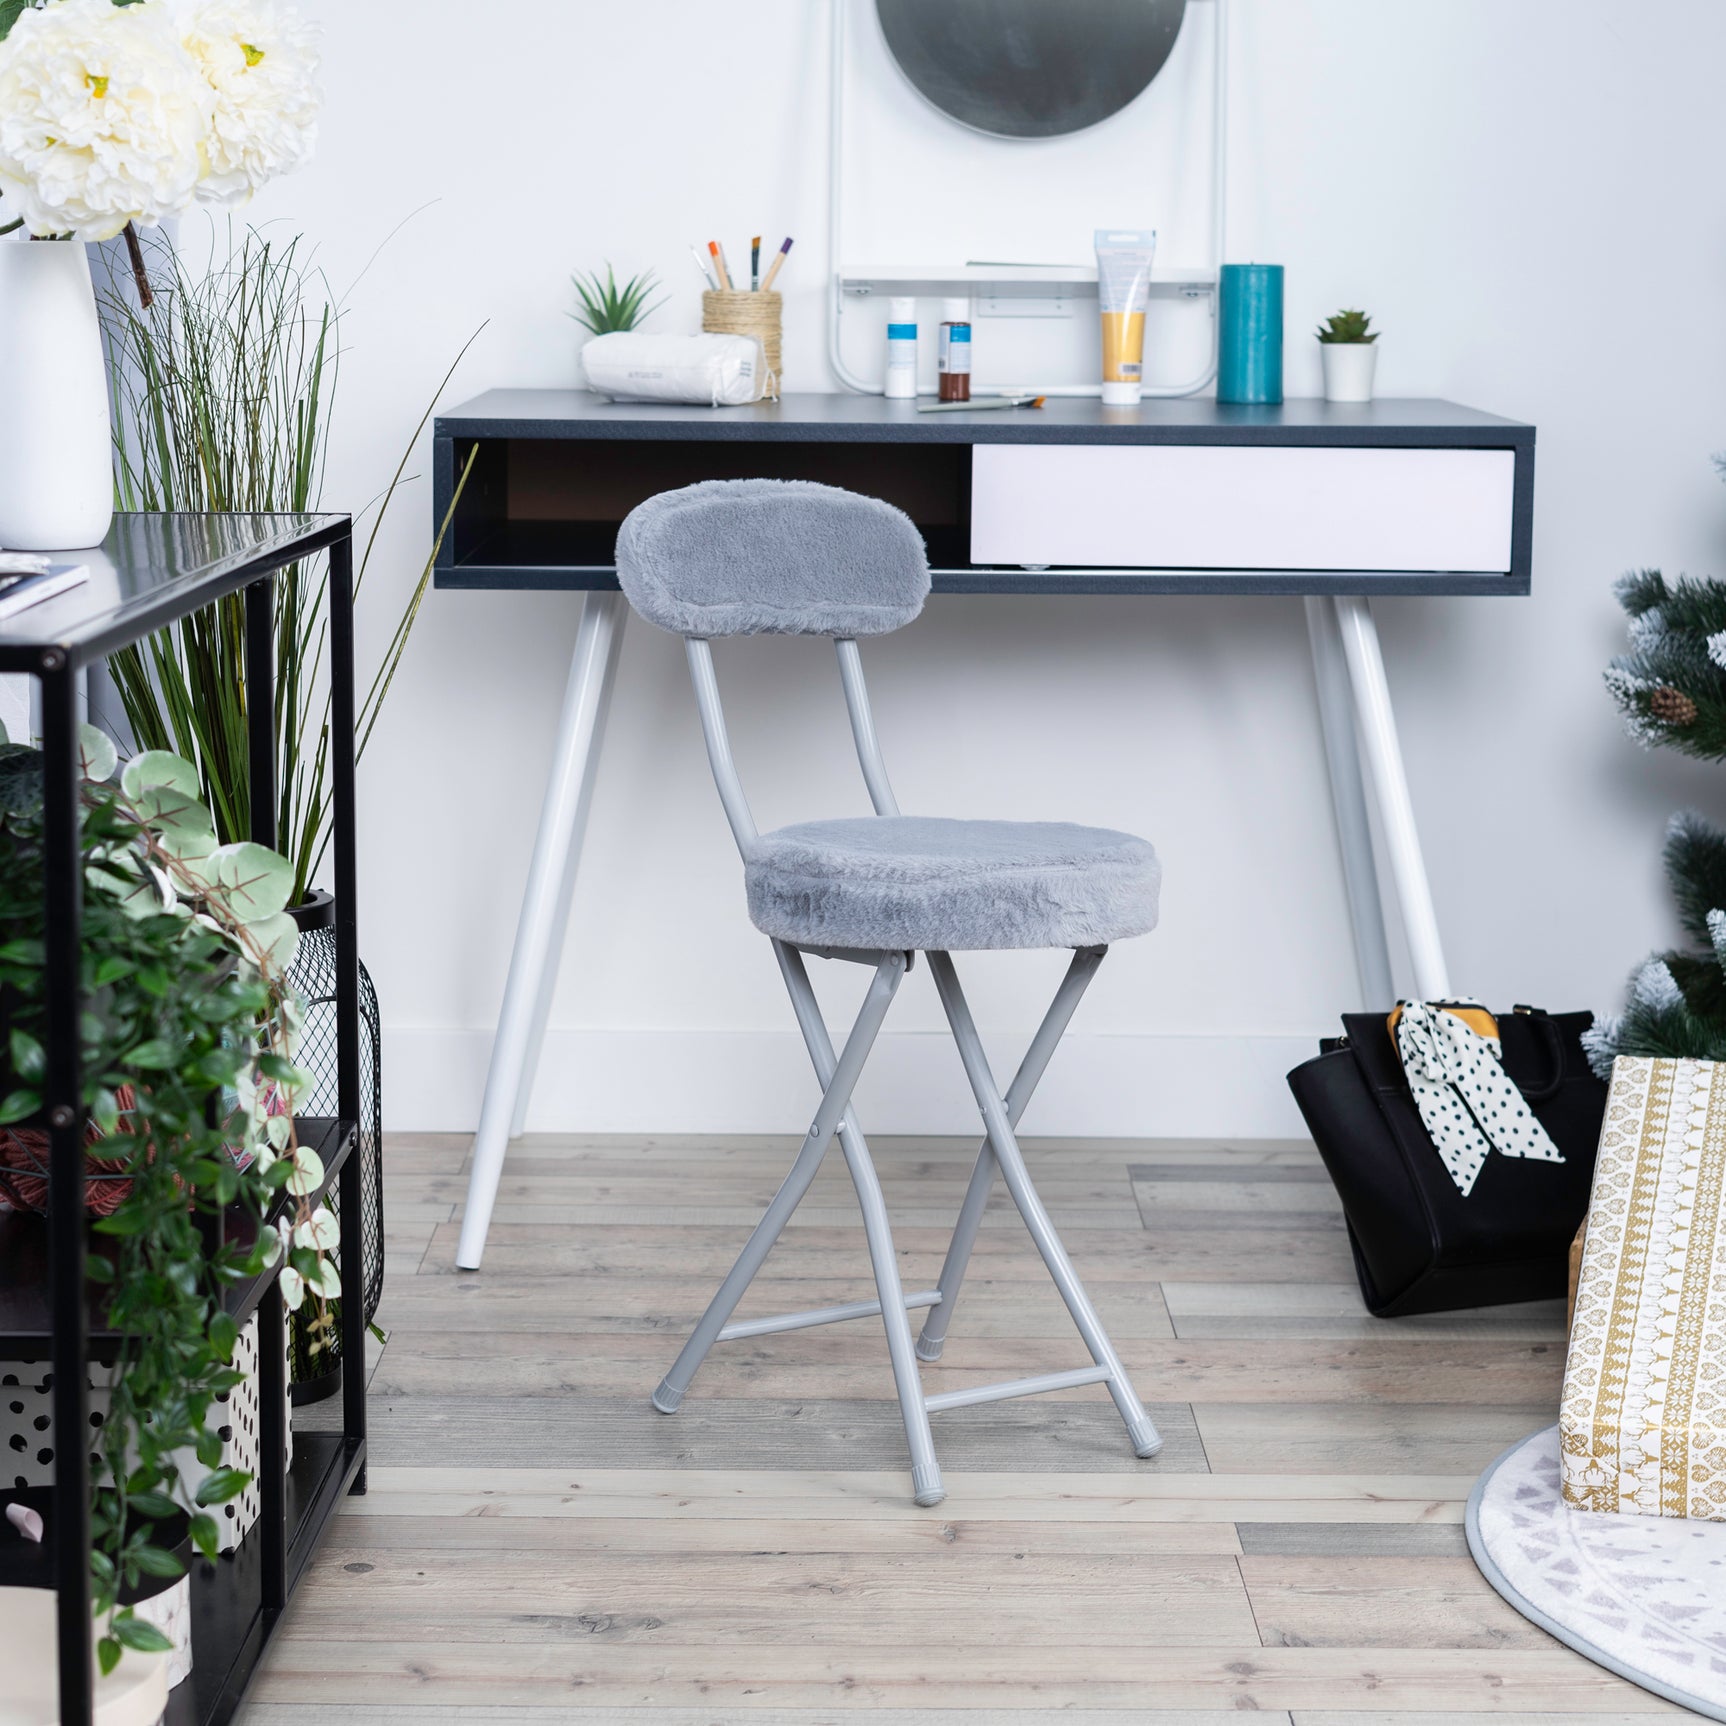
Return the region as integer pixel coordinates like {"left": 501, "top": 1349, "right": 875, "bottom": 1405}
{"left": 1591, "top": 545, "right": 1726, "bottom": 1070}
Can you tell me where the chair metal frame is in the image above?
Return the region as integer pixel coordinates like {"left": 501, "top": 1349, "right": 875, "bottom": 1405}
{"left": 651, "top": 635, "right": 1161, "bottom": 1507}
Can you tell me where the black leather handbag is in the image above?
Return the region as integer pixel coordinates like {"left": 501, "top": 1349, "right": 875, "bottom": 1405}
{"left": 1286, "top": 1006, "right": 1607, "bottom": 1317}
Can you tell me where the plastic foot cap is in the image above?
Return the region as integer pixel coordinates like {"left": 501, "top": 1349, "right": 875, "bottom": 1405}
{"left": 912, "top": 1462, "right": 946, "bottom": 1507}
{"left": 1128, "top": 1418, "right": 1163, "bottom": 1459}
{"left": 651, "top": 1380, "right": 684, "bottom": 1414}
{"left": 914, "top": 1334, "right": 945, "bottom": 1362}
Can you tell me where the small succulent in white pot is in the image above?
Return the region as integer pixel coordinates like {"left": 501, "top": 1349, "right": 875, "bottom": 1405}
{"left": 1317, "top": 308, "right": 1379, "bottom": 404}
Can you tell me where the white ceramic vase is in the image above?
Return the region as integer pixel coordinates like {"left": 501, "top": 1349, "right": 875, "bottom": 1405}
{"left": 1321, "top": 341, "right": 1378, "bottom": 404}
{"left": 0, "top": 238, "right": 114, "bottom": 549}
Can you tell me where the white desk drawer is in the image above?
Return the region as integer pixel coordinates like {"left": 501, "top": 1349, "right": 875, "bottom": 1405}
{"left": 969, "top": 443, "right": 1516, "bottom": 573}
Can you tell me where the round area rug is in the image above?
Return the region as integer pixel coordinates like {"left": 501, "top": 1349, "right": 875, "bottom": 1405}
{"left": 1468, "top": 1424, "right": 1726, "bottom": 1720}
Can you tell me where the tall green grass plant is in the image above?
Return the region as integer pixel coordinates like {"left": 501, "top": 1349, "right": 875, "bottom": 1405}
{"left": 103, "top": 223, "right": 478, "bottom": 904}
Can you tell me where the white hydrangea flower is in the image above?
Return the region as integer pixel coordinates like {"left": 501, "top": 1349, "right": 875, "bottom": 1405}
{"left": 178, "top": 0, "right": 320, "bottom": 207}
{"left": 0, "top": 0, "right": 213, "bottom": 240}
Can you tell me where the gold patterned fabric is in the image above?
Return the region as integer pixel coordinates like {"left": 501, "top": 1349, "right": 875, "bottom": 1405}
{"left": 1561, "top": 1057, "right": 1726, "bottom": 1519}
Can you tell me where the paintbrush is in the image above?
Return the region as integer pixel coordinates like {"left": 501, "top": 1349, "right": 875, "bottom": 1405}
{"left": 915, "top": 395, "right": 1047, "bottom": 413}
{"left": 760, "top": 237, "right": 793, "bottom": 292}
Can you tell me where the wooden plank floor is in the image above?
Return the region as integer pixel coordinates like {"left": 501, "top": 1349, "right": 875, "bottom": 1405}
{"left": 243, "top": 1134, "right": 1683, "bottom": 1725}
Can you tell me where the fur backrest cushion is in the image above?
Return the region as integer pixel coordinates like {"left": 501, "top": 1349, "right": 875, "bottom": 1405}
{"left": 616, "top": 479, "right": 931, "bottom": 637}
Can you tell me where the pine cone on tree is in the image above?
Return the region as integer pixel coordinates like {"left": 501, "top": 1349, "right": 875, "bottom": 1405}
{"left": 1651, "top": 686, "right": 1700, "bottom": 726}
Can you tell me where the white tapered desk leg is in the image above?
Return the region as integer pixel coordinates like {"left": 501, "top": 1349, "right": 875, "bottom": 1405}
{"left": 509, "top": 599, "right": 627, "bottom": 1139}
{"left": 1304, "top": 596, "right": 1395, "bottom": 1008}
{"left": 457, "top": 592, "right": 626, "bottom": 1270}
{"left": 1332, "top": 595, "right": 1452, "bottom": 1002}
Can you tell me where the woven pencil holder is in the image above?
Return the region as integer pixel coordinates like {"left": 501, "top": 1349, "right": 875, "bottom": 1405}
{"left": 702, "top": 290, "right": 781, "bottom": 397}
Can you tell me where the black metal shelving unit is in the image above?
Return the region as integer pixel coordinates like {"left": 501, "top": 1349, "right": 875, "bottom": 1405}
{"left": 0, "top": 512, "right": 363, "bottom": 1726}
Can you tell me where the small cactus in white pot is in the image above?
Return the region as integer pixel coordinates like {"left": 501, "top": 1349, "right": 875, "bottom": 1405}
{"left": 1317, "top": 308, "right": 1379, "bottom": 403}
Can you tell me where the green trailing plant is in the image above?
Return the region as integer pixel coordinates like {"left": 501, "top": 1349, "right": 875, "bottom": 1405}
{"left": 0, "top": 724, "right": 337, "bottom": 1675}
{"left": 1315, "top": 308, "right": 1378, "bottom": 344}
{"left": 569, "top": 262, "right": 666, "bottom": 335}
{"left": 101, "top": 222, "right": 479, "bottom": 906}
{"left": 1590, "top": 500, "right": 1726, "bottom": 1071}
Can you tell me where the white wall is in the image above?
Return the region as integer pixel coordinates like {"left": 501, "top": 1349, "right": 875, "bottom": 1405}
{"left": 239, "top": 0, "right": 1726, "bottom": 1136}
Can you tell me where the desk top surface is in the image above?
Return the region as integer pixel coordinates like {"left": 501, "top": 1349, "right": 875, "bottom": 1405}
{"left": 438, "top": 389, "right": 1533, "bottom": 447}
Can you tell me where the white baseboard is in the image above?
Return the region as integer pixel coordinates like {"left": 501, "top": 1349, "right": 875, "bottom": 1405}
{"left": 380, "top": 1027, "right": 1316, "bottom": 1138}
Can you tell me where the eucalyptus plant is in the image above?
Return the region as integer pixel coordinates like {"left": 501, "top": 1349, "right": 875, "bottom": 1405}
{"left": 101, "top": 223, "right": 477, "bottom": 906}
{"left": 0, "top": 725, "right": 336, "bottom": 1675}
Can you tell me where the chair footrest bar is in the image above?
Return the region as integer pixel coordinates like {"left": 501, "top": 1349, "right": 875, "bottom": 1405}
{"left": 717, "top": 1290, "right": 942, "bottom": 1343}
{"left": 924, "top": 1364, "right": 1112, "bottom": 1414}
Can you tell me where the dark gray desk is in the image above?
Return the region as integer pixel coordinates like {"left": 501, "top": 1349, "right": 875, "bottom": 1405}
{"left": 434, "top": 390, "right": 1533, "bottom": 597}
{"left": 435, "top": 389, "right": 1536, "bottom": 1268}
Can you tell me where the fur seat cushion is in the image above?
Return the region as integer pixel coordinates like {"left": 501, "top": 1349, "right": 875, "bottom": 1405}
{"left": 745, "top": 815, "right": 1160, "bottom": 953}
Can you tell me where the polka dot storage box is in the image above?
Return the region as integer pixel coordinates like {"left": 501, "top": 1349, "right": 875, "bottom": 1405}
{"left": 1, "top": 1309, "right": 289, "bottom": 1552}
{"left": 1561, "top": 1056, "right": 1726, "bottom": 1519}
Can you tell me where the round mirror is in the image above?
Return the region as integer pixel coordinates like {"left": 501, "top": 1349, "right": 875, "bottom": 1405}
{"left": 876, "top": 0, "right": 1188, "bottom": 140}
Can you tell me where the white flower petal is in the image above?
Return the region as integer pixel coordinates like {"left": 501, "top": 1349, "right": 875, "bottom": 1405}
{"left": 0, "top": 0, "right": 215, "bottom": 239}
{"left": 177, "top": 0, "right": 321, "bottom": 203}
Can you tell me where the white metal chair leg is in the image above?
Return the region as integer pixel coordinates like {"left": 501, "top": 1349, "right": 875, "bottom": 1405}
{"left": 651, "top": 950, "right": 908, "bottom": 1416}
{"left": 457, "top": 593, "right": 625, "bottom": 1270}
{"left": 1305, "top": 596, "right": 1395, "bottom": 1008}
{"left": 926, "top": 950, "right": 1162, "bottom": 1458}
{"left": 917, "top": 945, "right": 1107, "bottom": 1362}
{"left": 775, "top": 943, "right": 945, "bottom": 1506}
{"left": 1332, "top": 596, "right": 1452, "bottom": 1000}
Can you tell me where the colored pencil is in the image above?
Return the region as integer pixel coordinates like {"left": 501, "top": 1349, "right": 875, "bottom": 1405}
{"left": 708, "top": 241, "right": 732, "bottom": 292}
{"left": 760, "top": 236, "right": 793, "bottom": 293}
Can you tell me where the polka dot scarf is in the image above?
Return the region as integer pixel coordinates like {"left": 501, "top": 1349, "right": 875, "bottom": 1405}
{"left": 1394, "top": 1000, "right": 1565, "bottom": 1197}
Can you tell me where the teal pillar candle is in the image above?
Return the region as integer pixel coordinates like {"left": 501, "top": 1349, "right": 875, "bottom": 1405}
{"left": 1217, "top": 264, "right": 1284, "bottom": 404}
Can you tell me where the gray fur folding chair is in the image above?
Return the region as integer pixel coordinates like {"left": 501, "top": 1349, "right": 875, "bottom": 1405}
{"left": 616, "top": 478, "right": 1163, "bottom": 1507}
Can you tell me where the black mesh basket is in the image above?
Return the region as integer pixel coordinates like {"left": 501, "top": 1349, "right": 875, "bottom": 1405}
{"left": 286, "top": 890, "right": 383, "bottom": 1403}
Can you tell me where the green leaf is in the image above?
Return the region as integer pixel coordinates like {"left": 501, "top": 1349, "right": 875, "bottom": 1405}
{"left": 194, "top": 1466, "right": 250, "bottom": 1505}
{"left": 209, "top": 1310, "right": 239, "bottom": 1361}
{"left": 123, "top": 1038, "right": 178, "bottom": 1070}
{"left": 0, "top": 1087, "right": 39, "bottom": 1125}
{"left": 78, "top": 724, "right": 119, "bottom": 783}
{"left": 129, "top": 1543, "right": 186, "bottom": 1580}
{"left": 203, "top": 841, "right": 293, "bottom": 922}
{"left": 119, "top": 749, "right": 201, "bottom": 804}
{"left": 97, "top": 1635, "right": 122, "bottom": 1677}
{"left": 9, "top": 1026, "right": 44, "bottom": 1082}
{"left": 126, "top": 1491, "right": 181, "bottom": 1520}
{"left": 156, "top": 810, "right": 217, "bottom": 862}
{"left": 284, "top": 1145, "right": 325, "bottom": 1196}
{"left": 90, "top": 1086, "right": 120, "bottom": 1135}
{"left": 189, "top": 1513, "right": 219, "bottom": 1559}
{"left": 196, "top": 1428, "right": 223, "bottom": 1469}
{"left": 111, "top": 1613, "right": 174, "bottom": 1654}
{"left": 94, "top": 1205, "right": 152, "bottom": 1236}
{"left": 119, "top": 752, "right": 213, "bottom": 848}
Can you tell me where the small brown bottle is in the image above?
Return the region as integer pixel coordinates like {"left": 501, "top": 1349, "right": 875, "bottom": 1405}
{"left": 937, "top": 298, "right": 971, "bottom": 402}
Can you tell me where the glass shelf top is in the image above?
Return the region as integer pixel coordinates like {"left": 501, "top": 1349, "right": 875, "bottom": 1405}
{"left": 0, "top": 511, "right": 347, "bottom": 670}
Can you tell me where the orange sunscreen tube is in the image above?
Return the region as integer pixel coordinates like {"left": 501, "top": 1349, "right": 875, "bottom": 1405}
{"left": 1095, "top": 228, "right": 1157, "bottom": 407}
